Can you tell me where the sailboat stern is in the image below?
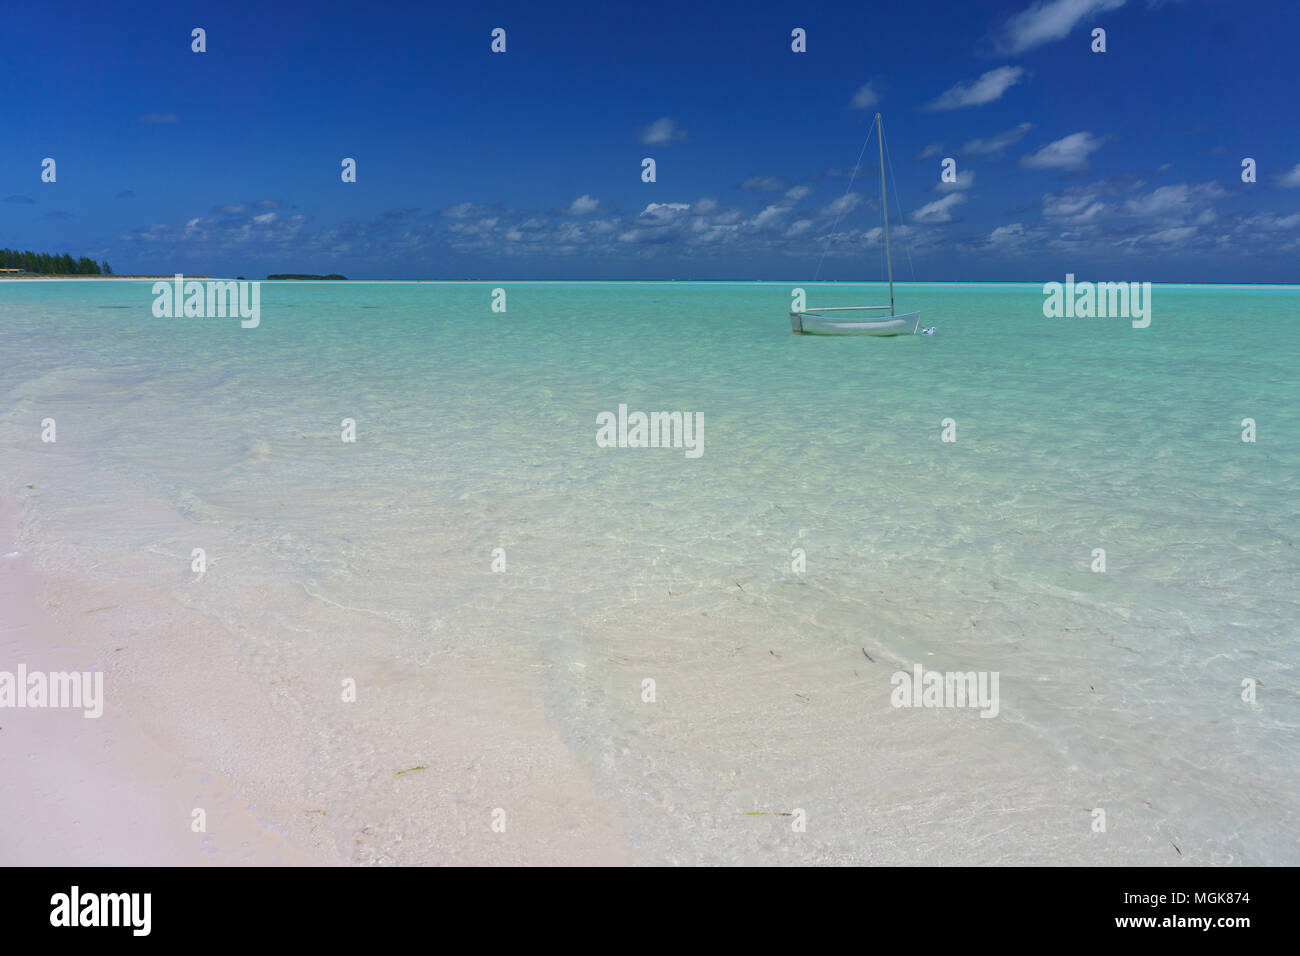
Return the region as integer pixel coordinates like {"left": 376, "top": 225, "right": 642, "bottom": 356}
{"left": 790, "top": 311, "right": 804, "bottom": 334}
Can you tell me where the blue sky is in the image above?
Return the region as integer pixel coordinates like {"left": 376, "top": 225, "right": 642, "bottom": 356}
{"left": 2, "top": 0, "right": 1297, "bottom": 280}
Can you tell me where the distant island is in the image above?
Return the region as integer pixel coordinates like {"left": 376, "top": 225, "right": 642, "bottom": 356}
{"left": 266, "top": 274, "right": 347, "bottom": 280}
{"left": 1, "top": 248, "right": 111, "bottom": 275}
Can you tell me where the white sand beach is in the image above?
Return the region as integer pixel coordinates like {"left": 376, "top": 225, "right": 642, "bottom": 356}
{"left": 0, "top": 501, "right": 337, "bottom": 865}
{"left": 0, "top": 499, "right": 629, "bottom": 865}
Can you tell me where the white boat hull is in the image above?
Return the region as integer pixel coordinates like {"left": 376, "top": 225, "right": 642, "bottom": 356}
{"left": 791, "top": 310, "right": 921, "bottom": 336}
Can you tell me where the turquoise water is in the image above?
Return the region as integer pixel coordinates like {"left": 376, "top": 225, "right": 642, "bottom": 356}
{"left": 2, "top": 280, "right": 1297, "bottom": 864}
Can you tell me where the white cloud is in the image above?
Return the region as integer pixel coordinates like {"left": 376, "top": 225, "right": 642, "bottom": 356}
{"left": 850, "top": 83, "right": 881, "bottom": 110}
{"left": 935, "top": 170, "right": 975, "bottom": 192}
{"left": 442, "top": 202, "right": 488, "bottom": 219}
{"left": 1278, "top": 163, "right": 1300, "bottom": 188}
{"left": 568, "top": 194, "right": 600, "bottom": 215}
{"left": 911, "top": 193, "right": 967, "bottom": 223}
{"left": 447, "top": 217, "right": 499, "bottom": 235}
{"left": 693, "top": 223, "right": 740, "bottom": 243}
{"left": 996, "top": 0, "right": 1127, "bottom": 55}
{"left": 124, "top": 207, "right": 307, "bottom": 250}
{"left": 1123, "top": 182, "right": 1224, "bottom": 217}
{"left": 961, "top": 122, "right": 1034, "bottom": 156}
{"left": 988, "top": 223, "right": 1027, "bottom": 246}
{"left": 918, "top": 143, "right": 946, "bottom": 159}
{"left": 821, "top": 193, "right": 863, "bottom": 218}
{"left": 638, "top": 117, "right": 687, "bottom": 145}
{"left": 1145, "top": 225, "right": 1197, "bottom": 243}
{"left": 925, "top": 66, "right": 1026, "bottom": 110}
{"left": 785, "top": 185, "right": 813, "bottom": 201}
{"left": 640, "top": 202, "right": 690, "bottom": 219}
{"left": 1042, "top": 186, "right": 1106, "bottom": 221}
{"left": 752, "top": 205, "right": 788, "bottom": 228}
{"left": 556, "top": 222, "right": 586, "bottom": 242}
{"left": 1020, "top": 132, "right": 1104, "bottom": 171}
{"left": 1242, "top": 211, "right": 1300, "bottom": 230}
{"left": 741, "top": 176, "right": 784, "bottom": 191}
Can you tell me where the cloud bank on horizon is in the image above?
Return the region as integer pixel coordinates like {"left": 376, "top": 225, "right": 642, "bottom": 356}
{"left": 0, "top": 0, "right": 1296, "bottom": 281}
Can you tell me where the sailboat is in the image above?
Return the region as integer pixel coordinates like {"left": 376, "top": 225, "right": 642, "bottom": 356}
{"left": 790, "top": 112, "right": 922, "bottom": 336}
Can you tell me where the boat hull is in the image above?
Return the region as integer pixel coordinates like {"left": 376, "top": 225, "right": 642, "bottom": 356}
{"left": 791, "top": 311, "right": 921, "bottom": 336}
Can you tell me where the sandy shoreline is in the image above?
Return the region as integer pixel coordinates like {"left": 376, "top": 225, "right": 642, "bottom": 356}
{"left": 0, "top": 499, "right": 338, "bottom": 865}
{"left": 0, "top": 496, "right": 629, "bottom": 865}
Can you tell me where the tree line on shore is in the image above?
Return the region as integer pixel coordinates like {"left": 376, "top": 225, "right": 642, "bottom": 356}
{"left": 0, "top": 249, "right": 112, "bottom": 275}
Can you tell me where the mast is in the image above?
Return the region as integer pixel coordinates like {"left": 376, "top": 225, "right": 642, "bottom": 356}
{"left": 876, "top": 112, "right": 894, "bottom": 316}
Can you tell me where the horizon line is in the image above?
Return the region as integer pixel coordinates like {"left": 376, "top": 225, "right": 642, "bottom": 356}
{"left": 5, "top": 277, "right": 1298, "bottom": 288}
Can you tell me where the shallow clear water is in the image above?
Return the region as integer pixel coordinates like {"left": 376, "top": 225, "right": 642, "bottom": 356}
{"left": 2, "top": 279, "right": 1297, "bottom": 863}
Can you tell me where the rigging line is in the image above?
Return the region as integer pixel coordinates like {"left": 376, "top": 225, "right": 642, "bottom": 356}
{"left": 881, "top": 123, "right": 918, "bottom": 283}
{"left": 813, "top": 121, "right": 875, "bottom": 282}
